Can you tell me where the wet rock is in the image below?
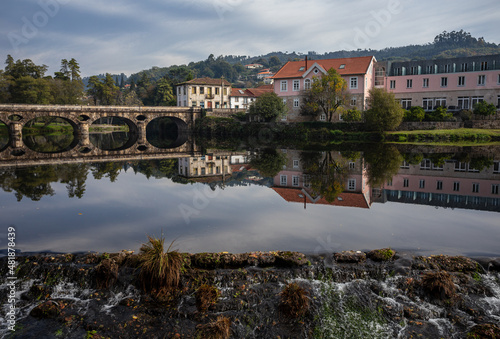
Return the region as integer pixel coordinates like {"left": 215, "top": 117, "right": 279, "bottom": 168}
{"left": 393, "top": 252, "right": 414, "bottom": 275}
{"left": 191, "top": 252, "right": 250, "bottom": 269}
{"left": 274, "top": 251, "right": 308, "bottom": 267}
{"left": 473, "top": 257, "right": 500, "bottom": 272}
{"left": 415, "top": 255, "right": 479, "bottom": 273}
{"left": 367, "top": 248, "right": 395, "bottom": 262}
{"left": 21, "top": 284, "right": 52, "bottom": 301}
{"left": 334, "top": 250, "right": 366, "bottom": 263}
{"left": 95, "top": 258, "right": 119, "bottom": 289}
{"left": 467, "top": 323, "right": 500, "bottom": 338}
{"left": 30, "top": 300, "right": 62, "bottom": 319}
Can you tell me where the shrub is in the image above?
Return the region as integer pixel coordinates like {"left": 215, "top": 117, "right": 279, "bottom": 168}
{"left": 473, "top": 101, "right": 497, "bottom": 116}
{"left": 95, "top": 258, "right": 119, "bottom": 289}
{"left": 342, "top": 108, "right": 362, "bottom": 122}
{"left": 458, "top": 109, "right": 473, "bottom": 121}
{"left": 425, "top": 106, "right": 453, "bottom": 121}
{"left": 421, "top": 271, "right": 456, "bottom": 299}
{"left": 196, "top": 284, "right": 220, "bottom": 312}
{"left": 403, "top": 106, "right": 425, "bottom": 122}
{"left": 196, "top": 316, "right": 231, "bottom": 339}
{"left": 280, "top": 282, "right": 310, "bottom": 318}
{"left": 138, "top": 234, "right": 183, "bottom": 296}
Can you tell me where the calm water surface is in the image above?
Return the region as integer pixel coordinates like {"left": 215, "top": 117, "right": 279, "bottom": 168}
{"left": 1, "top": 134, "right": 499, "bottom": 257}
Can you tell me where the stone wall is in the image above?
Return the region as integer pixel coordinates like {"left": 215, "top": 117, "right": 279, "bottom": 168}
{"left": 396, "top": 121, "right": 464, "bottom": 131}
{"left": 207, "top": 108, "right": 246, "bottom": 118}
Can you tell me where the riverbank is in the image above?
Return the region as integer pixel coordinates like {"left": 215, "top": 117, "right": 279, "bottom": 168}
{"left": 1, "top": 249, "right": 499, "bottom": 338}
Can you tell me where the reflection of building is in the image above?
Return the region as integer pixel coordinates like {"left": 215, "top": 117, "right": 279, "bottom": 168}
{"left": 178, "top": 152, "right": 232, "bottom": 179}
{"left": 176, "top": 77, "right": 232, "bottom": 109}
{"left": 374, "top": 158, "right": 500, "bottom": 212}
{"left": 271, "top": 150, "right": 372, "bottom": 209}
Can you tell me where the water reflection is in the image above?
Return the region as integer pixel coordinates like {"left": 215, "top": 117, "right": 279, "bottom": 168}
{"left": 90, "top": 131, "right": 131, "bottom": 150}
{"left": 1, "top": 144, "right": 499, "bottom": 256}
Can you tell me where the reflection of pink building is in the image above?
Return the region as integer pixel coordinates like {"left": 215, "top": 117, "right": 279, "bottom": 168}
{"left": 271, "top": 56, "right": 376, "bottom": 121}
{"left": 271, "top": 150, "right": 372, "bottom": 209}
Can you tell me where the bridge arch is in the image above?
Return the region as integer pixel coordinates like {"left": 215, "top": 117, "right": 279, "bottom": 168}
{"left": 146, "top": 116, "right": 189, "bottom": 149}
{"left": 89, "top": 116, "right": 139, "bottom": 151}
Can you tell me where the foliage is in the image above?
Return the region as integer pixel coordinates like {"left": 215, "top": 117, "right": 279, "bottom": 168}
{"left": 300, "top": 68, "right": 349, "bottom": 122}
{"left": 425, "top": 106, "right": 453, "bottom": 121}
{"left": 364, "top": 144, "right": 402, "bottom": 186}
{"left": 280, "top": 283, "right": 310, "bottom": 318}
{"left": 403, "top": 106, "right": 425, "bottom": 122}
{"left": 342, "top": 108, "right": 362, "bottom": 122}
{"left": 248, "top": 92, "right": 286, "bottom": 121}
{"left": 364, "top": 88, "right": 404, "bottom": 131}
{"left": 469, "top": 156, "right": 494, "bottom": 171}
{"left": 458, "top": 109, "right": 473, "bottom": 121}
{"left": 196, "top": 284, "right": 220, "bottom": 312}
{"left": 250, "top": 148, "right": 287, "bottom": 177}
{"left": 473, "top": 101, "right": 497, "bottom": 116}
{"left": 138, "top": 234, "right": 183, "bottom": 296}
{"left": 87, "top": 73, "right": 120, "bottom": 105}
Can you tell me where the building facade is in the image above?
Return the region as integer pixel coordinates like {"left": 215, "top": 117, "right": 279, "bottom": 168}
{"left": 271, "top": 56, "right": 377, "bottom": 122}
{"left": 176, "top": 77, "right": 232, "bottom": 109}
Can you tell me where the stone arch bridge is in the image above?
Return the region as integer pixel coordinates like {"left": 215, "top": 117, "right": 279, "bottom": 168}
{"left": 0, "top": 104, "right": 203, "bottom": 164}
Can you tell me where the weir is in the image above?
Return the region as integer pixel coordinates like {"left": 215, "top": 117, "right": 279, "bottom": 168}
{"left": 0, "top": 104, "right": 203, "bottom": 165}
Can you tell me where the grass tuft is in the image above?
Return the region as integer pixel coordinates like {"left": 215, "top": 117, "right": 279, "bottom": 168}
{"left": 421, "top": 270, "right": 456, "bottom": 299}
{"left": 138, "top": 234, "right": 183, "bottom": 296}
{"left": 196, "top": 316, "right": 231, "bottom": 339}
{"left": 196, "top": 284, "right": 220, "bottom": 312}
{"left": 280, "top": 282, "right": 310, "bottom": 318}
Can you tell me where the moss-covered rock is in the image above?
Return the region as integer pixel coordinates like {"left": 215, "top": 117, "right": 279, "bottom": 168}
{"left": 334, "top": 250, "right": 366, "bottom": 263}
{"left": 367, "top": 248, "right": 395, "bottom": 262}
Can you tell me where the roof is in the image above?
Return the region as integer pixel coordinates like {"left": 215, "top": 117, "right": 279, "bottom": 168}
{"left": 271, "top": 187, "right": 370, "bottom": 209}
{"left": 230, "top": 85, "right": 273, "bottom": 98}
{"left": 178, "top": 77, "right": 231, "bottom": 86}
{"left": 272, "top": 56, "right": 375, "bottom": 79}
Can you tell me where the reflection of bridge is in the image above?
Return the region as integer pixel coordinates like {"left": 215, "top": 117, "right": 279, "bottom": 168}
{"left": 0, "top": 104, "right": 203, "bottom": 164}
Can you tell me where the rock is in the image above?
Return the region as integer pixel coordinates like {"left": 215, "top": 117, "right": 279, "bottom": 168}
{"left": 30, "top": 300, "right": 62, "bottom": 319}
{"left": 367, "top": 248, "right": 395, "bottom": 262}
{"left": 472, "top": 257, "right": 500, "bottom": 272}
{"left": 467, "top": 323, "right": 500, "bottom": 338}
{"left": 414, "top": 255, "right": 479, "bottom": 273}
{"left": 274, "top": 251, "right": 308, "bottom": 267}
{"left": 334, "top": 250, "right": 366, "bottom": 263}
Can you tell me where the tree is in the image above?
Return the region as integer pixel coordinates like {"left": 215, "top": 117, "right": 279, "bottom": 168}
{"left": 248, "top": 92, "right": 286, "bottom": 121}
{"left": 154, "top": 77, "right": 175, "bottom": 106}
{"left": 341, "top": 108, "right": 362, "bottom": 122}
{"left": 473, "top": 101, "right": 496, "bottom": 116}
{"left": 364, "top": 144, "right": 402, "bottom": 187}
{"left": 364, "top": 88, "right": 404, "bottom": 131}
{"left": 403, "top": 106, "right": 425, "bottom": 122}
{"left": 250, "top": 148, "right": 287, "bottom": 177}
{"left": 300, "top": 68, "right": 350, "bottom": 122}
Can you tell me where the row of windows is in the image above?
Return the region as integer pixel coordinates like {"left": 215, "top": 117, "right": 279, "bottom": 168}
{"left": 397, "top": 96, "right": 500, "bottom": 110}
{"left": 402, "top": 160, "right": 500, "bottom": 173}
{"left": 284, "top": 97, "right": 358, "bottom": 109}
{"left": 280, "top": 77, "right": 359, "bottom": 92}
{"left": 387, "top": 190, "right": 500, "bottom": 207}
{"left": 279, "top": 175, "right": 357, "bottom": 191}
{"left": 392, "top": 61, "right": 494, "bottom": 76}
{"left": 400, "top": 179, "right": 499, "bottom": 194}
{"left": 177, "top": 86, "right": 228, "bottom": 96}
{"left": 390, "top": 74, "right": 500, "bottom": 89}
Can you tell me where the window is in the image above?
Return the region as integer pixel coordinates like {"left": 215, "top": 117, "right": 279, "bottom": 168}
{"left": 420, "top": 159, "right": 431, "bottom": 170}
{"left": 216, "top": 166, "right": 220, "bottom": 174}
{"left": 350, "top": 77, "right": 358, "bottom": 89}
{"left": 304, "top": 79, "right": 311, "bottom": 90}
{"left": 314, "top": 68, "right": 319, "bottom": 74}
{"left": 410, "top": 66, "right": 418, "bottom": 75}
{"left": 423, "top": 78, "right": 429, "bottom": 88}
{"left": 319, "top": 114, "right": 326, "bottom": 121}
{"left": 280, "top": 80, "right": 288, "bottom": 92}
{"left": 201, "top": 167, "right": 206, "bottom": 175}
{"left": 435, "top": 98, "right": 447, "bottom": 107}
{"left": 403, "top": 178, "right": 409, "bottom": 187}
{"left": 426, "top": 65, "right": 433, "bottom": 74}
{"left": 458, "top": 76, "right": 465, "bottom": 87}
{"left": 406, "top": 79, "right": 412, "bottom": 88}
{"left": 400, "top": 98, "right": 412, "bottom": 109}
{"left": 494, "top": 161, "right": 500, "bottom": 174}
{"left": 200, "top": 87, "right": 205, "bottom": 94}
{"left": 478, "top": 75, "right": 485, "bottom": 86}
{"left": 394, "top": 67, "right": 402, "bottom": 76}
{"left": 348, "top": 179, "right": 356, "bottom": 191}
{"left": 215, "top": 87, "right": 219, "bottom": 95}
{"left": 480, "top": 61, "right": 488, "bottom": 71}
{"left": 436, "top": 180, "right": 443, "bottom": 190}
{"left": 280, "top": 175, "right": 287, "bottom": 186}
{"left": 471, "top": 96, "right": 484, "bottom": 107}
{"left": 282, "top": 98, "right": 287, "bottom": 105}
{"left": 422, "top": 98, "right": 433, "bottom": 110}
{"left": 492, "top": 184, "right": 499, "bottom": 195}
{"left": 400, "top": 161, "right": 410, "bottom": 169}
{"left": 303, "top": 175, "right": 310, "bottom": 188}
{"left": 299, "top": 66, "right": 305, "bottom": 71}
{"left": 293, "top": 80, "right": 300, "bottom": 91}
{"left": 192, "top": 87, "right": 197, "bottom": 94}
{"left": 460, "top": 63, "right": 468, "bottom": 72}
{"left": 293, "top": 98, "right": 299, "bottom": 108}
{"left": 192, "top": 101, "right": 197, "bottom": 107}
{"left": 472, "top": 183, "right": 480, "bottom": 193}
{"left": 498, "top": 74, "right": 500, "bottom": 84}
{"left": 453, "top": 182, "right": 460, "bottom": 192}
{"left": 339, "top": 64, "right": 345, "bottom": 69}
{"left": 390, "top": 80, "right": 395, "bottom": 89}
{"left": 455, "top": 162, "right": 467, "bottom": 172}
{"left": 419, "top": 180, "right": 425, "bottom": 189}
{"left": 350, "top": 98, "right": 357, "bottom": 106}
{"left": 292, "top": 176, "right": 300, "bottom": 187}
{"left": 444, "top": 64, "right": 451, "bottom": 73}
{"left": 293, "top": 160, "right": 299, "bottom": 168}
{"left": 349, "top": 162, "right": 355, "bottom": 170}
{"left": 457, "top": 97, "right": 470, "bottom": 109}
{"left": 441, "top": 77, "right": 448, "bottom": 87}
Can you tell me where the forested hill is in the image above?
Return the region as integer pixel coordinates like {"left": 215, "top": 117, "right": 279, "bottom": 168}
{"left": 227, "top": 30, "right": 500, "bottom": 65}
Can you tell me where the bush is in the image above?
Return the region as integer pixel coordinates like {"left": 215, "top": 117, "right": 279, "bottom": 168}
{"left": 458, "top": 109, "right": 473, "bottom": 121}
{"left": 196, "top": 316, "right": 231, "bottom": 339}
{"left": 138, "top": 235, "right": 183, "bottom": 296}
{"left": 473, "top": 101, "right": 497, "bottom": 116}
{"left": 280, "top": 283, "right": 310, "bottom": 318}
{"left": 421, "top": 271, "right": 456, "bottom": 299}
{"left": 403, "top": 106, "right": 425, "bottom": 122}
{"left": 196, "top": 284, "right": 220, "bottom": 312}
{"left": 425, "top": 106, "right": 453, "bottom": 121}
{"left": 342, "top": 108, "right": 362, "bottom": 122}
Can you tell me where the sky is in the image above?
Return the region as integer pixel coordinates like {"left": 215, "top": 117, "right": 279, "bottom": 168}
{"left": 1, "top": 0, "right": 499, "bottom": 77}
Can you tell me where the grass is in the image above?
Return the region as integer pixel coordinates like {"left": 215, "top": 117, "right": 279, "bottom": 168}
{"left": 195, "top": 316, "right": 231, "bottom": 339}
{"left": 421, "top": 270, "right": 456, "bottom": 300}
{"left": 196, "top": 284, "right": 220, "bottom": 312}
{"left": 386, "top": 128, "right": 500, "bottom": 144}
{"left": 138, "top": 234, "right": 183, "bottom": 296}
{"left": 280, "top": 282, "right": 310, "bottom": 318}
{"left": 95, "top": 258, "right": 118, "bottom": 289}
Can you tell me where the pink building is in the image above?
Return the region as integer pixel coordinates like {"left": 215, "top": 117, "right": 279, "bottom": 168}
{"left": 271, "top": 56, "right": 377, "bottom": 122}
{"left": 376, "top": 54, "right": 500, "bottom": 111}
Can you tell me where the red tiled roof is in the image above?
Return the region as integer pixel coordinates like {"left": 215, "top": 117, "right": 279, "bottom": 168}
{"left": 272, "top": 56, "right": 375, "bottom": 79}
{"left": 179, "top": 77, "right": 231, "bottom": 86}
{"left": 231, "top": 85, "right": 273, "bottom": 98}
{"left": 271, "top": 187, "right": 370, "bottom": 209}
{"left": 231, "top": 88, "right": 252, "bottom": 97}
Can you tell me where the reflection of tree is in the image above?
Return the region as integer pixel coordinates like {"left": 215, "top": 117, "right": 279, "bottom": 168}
{"left": 0, "top": 166, "right": 58, "bottom": 201}
{"left": 301, "top": 151, "right": 349, "bottom": 202}
{"left": 364, "top": 145, "right": 402, "bottom": 187}
{"left": 23, "top": 134, "right": 75, "bottom": 153}
{"left": 91, "top": 162, "right": 123, "bottom": 182}
{"left": 59, "top": 163, "right": 89, "bottom": 198}
{"left": 250, "top": 148, "right": 287, "bottom": 177}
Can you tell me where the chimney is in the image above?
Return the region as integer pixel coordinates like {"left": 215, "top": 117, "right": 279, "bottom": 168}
{"left": 305, "top": 56, "right": 308, "bottom": 71}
